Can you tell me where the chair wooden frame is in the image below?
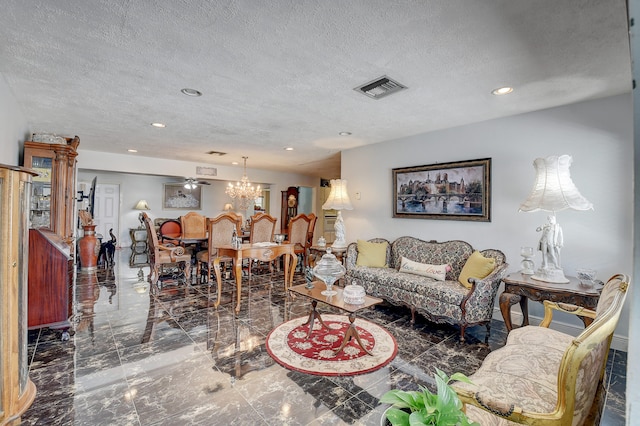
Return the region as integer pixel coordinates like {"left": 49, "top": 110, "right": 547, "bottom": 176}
{"left": 453, "top": 274, "right": 630, "bottom": 425}
{"left": 285, "top": 213, "right": 313, "bottom": 269}
{"left": 142, "top": 212, "right": 191, "bottom": 285}
{"left": 196, "top": 213, "right": 242, "bottom": 282}
{"left": 247, "top": 213, "right": 278, "bottom": 278}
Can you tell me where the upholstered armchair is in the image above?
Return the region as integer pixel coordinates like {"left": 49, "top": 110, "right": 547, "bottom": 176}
{"left": 453, "top": 273, "right": 630, "bottom": 425}
{"left": 142, "top": 212, "right": 192, "bottom": 285}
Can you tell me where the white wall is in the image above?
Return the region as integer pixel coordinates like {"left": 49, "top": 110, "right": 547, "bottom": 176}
{"left": 0, "top": 73, "right": 30, "bottom": 165}
{"left": 342, "top": 94, "right": 633, "bottom": 343}
{"left": 77, "top": 156, "right": 318, "bottom": 246}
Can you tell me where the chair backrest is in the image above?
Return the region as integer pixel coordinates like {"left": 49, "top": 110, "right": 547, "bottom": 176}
{"left": 181, "top": 212, "right": 206, "bottom": 239}
{"left": 250, "top": 213, "right": 277, "bottom": 244}
{"left": 208, "top": 213, "right": 242, "bottom": 249}
{"left": 556, "top": 273, "right": 629, "bottom": 425}
{"left": 306, "top": 213, "right": 317, "bottom": 248}
{"left": 142, "top": 212, "right": 161, "bottom": 261}
{"left": 158, "top": 219, "right": 181, "bottom": 241}
{"left": 287, "top": 213, "right": 313, "bottom": 250}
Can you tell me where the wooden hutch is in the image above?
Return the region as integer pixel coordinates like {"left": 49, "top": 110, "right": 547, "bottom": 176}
{"left": 22, "top": 136, "right": 79, "bottom": 333}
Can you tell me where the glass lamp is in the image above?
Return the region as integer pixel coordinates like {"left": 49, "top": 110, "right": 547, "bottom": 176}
{"left": 322, "top": 179, "right": 354, "bottom": 249}
{"left": 519, "top": 155, "right": 593, "bottom": 283}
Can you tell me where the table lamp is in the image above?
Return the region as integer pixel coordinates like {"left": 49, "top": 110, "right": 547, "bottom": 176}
{"left": 322, "top": 179, "right": 353, "bottom": 249}
{"left": 519, "top": 155, "right": 593, "bottom": 283}
{"left": 134, "top": 199, "right": 150, "bottom": 228}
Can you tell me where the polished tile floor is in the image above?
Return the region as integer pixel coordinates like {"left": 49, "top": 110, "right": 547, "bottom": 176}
{"left": 23, "top": 250, "right": 627, "bottom": 425}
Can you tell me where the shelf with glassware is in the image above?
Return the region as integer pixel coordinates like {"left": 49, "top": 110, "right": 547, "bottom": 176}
{"left": 0, "top": 164, "right": 38, "bottom": 424}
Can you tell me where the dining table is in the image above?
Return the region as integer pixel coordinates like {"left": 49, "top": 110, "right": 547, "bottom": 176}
{"left": 212, "top": 242, "right": 297, "bottom": 313}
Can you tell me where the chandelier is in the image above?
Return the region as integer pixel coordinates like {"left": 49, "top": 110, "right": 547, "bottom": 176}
{"left": 225, "top": 156, "right": 261, "bottom": 210}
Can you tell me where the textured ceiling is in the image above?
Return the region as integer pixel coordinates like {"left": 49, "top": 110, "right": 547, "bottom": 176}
{"left": 0, "top": 0, "right": 632, "bottom": 178}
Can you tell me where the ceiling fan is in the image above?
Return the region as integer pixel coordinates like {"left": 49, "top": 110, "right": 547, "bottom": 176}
{"left": 179, "top": 177, "right": 211, "bottom": 190}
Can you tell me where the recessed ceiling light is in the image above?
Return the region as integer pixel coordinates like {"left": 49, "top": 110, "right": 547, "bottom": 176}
{"left": 151, "top": 122, "right": 166, "bottom": 128}
{"left": 491, "top": 86, "right": 513, "bottom": 95}
{"left": 181, "top": 88, "right": 202, "bottom": 97}
{"left": 231, "top": 161, "right": 239, "bottom": 165}
{"left": 284, "top": 147, "right": 294, "bottom": 151}
{"left": 339, "top": 132, "right": 352, "bottom": 136}
{"left": 127, "top": 149, "right": 138, "bottom": 153}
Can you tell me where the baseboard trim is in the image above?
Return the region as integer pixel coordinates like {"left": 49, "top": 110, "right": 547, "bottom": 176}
{"left": 492, "top": 307, "right": 628, "bottom": 352}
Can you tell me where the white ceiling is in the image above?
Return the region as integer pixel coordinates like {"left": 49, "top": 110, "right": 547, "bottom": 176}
{"left": 0, "top": 0, "right": 632, "bottom": 178}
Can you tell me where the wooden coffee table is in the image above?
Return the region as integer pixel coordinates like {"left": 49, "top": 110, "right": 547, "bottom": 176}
{"left": 289, "top": 281, "right": 383, "bottom": 355}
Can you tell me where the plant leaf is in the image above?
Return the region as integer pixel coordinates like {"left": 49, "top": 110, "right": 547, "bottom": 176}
{"left": 385, "top": 407, "right": 410, "bottom": 425}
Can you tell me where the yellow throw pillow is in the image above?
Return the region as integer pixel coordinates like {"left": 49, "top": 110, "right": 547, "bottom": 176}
{"left": 458, "top": 251, "right": 496, "bottom": 289}
{"left": 356, "top": 240, "right": 388, "bottom": 267}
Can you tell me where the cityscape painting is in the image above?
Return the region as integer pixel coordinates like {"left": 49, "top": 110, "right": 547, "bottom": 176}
{"left": 392, "top": 158, "right": 491, "bottom": 221}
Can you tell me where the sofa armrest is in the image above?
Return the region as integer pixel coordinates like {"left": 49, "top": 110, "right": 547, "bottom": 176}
{"left": 460, "top": 263, "right": 508, "bottom": 320}
{"left": 538, "top": 300, "right": 597, "bottom": 328}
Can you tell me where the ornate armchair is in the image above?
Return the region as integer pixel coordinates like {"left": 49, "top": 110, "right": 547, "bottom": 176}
{"left": 141, "top": 212, "right": 191, "bottom": 285}
{"left": 453, "top": 273, "right": 630, "bottom": 425}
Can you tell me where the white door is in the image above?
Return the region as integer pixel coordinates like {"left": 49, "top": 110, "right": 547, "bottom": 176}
{"left": 94, "top": 184, "right": 120, "bottom": 246}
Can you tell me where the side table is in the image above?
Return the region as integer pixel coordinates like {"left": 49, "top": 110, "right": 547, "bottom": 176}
{"left": 308, "top": 245, "right": 347, "bottom": 267}
{"left": 129, "top": 227, "right": 149, "bottom": 266}
{"left": 500, "top": 272, "right": 602, "bottom": 332}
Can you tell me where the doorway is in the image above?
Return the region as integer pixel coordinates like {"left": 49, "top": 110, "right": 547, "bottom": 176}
{"left": 93, "top": 183, "right": 121, "bottom": 246}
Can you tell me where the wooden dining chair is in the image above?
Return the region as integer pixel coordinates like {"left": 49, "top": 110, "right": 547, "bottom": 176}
{"left": 285, "top": 213, "right": 313, "bottom": 270}
{"left": 306, "top": 213, "right": 317, "bottom": 250}
{"left": 196, "top": 213, "right": 242, "bottom": 283}
{"left": 247, "top": 213, "right": 277, "bottom": 278}
{"left": 142, "top": 212, "right": 191, "bottom": 286}
{"left": 180, "top": 211, "right": 207, "bottom": 239}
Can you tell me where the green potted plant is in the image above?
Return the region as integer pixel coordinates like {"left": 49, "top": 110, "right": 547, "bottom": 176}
{"left": 380, "top": 368, "right": 479, "bottom": 426}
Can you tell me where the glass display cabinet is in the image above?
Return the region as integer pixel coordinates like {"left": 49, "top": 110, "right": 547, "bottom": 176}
{"left": 23, "top": 137, "right": 79, "bottom": 247}
{"left": 0, "top": 164, "right": 37, "bottom": 424}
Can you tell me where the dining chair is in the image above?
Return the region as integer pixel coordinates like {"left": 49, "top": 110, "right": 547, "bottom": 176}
{"left": 196, "top": 213, "right": 242, "bottom": 283}
{"left": 180, "top": 211, "right": 207, "bottom": 239}
{"left": 142, "top": 212, "right": 192, "bottom": 286}
{"left": 247, "top": 213, "right": 278, "bottom": 278}
{"left": 158, "top": 219, "right": 182, "bottom": 245}
{"left": 306, "top": 213, "right": 317, "bottom": 250}
{"left": 285, "top": 213, "right": 313, "bottom": 270}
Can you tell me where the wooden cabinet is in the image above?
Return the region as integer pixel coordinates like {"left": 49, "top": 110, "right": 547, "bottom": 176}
{"left": 0, "top": 164, "right": 37, "bottom": 425}
{"left": 23, "top": 137, "right": 79, "bottom": 248}
{"left": 23, "top": 137, "right": 78, "bottom": 332}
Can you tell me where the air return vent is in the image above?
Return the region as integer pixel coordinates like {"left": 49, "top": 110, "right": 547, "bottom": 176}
{"left": 354, "top": 75, "right": 407, "bottom": 100}
{"left": 207, "top": 150, "right": 227, "bottom": 156}
{"left": 196, "top": 166, "right": 217, "bottom": 176}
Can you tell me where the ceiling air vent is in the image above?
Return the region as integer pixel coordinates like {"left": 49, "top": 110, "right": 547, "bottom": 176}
{"left": 207, "top": 150, "right": 227, "bottom": 156}
{"left": 354, "top": 75, "right": 407, "bottom": 100}
{"left": 196, "top": 166, "right": 217, "bottom": 177}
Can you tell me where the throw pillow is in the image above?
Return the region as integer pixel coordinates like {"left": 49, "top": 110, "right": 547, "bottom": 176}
{"left": 356, "top": 240, "right": 388, "bottom": 267}
{"left": 458, "top": 251, "right": 496, "bottom": 289}
{"left": 399, "top": 257, "right": 451, "bottom": 281}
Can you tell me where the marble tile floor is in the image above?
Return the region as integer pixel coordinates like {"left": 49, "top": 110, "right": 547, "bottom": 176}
{"left": 22, "top": 251, "right": 627, "bottom": 425}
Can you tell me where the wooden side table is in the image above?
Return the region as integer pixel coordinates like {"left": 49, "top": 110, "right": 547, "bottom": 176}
{"left": 129, "top": 227, "right": 149, "bottom": 266}
{"left": 308, "top": 245, "right": 347, "bottom": 267}
{"left": 500, "top": 272, "right": 603, "bottom": 332}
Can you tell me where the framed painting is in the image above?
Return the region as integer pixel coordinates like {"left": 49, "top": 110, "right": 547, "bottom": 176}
{"left": 163, "top": 183, "right": 202, "bottom": 210}
{"left": 392, "top": 158, "right": 491, "bottom": 221}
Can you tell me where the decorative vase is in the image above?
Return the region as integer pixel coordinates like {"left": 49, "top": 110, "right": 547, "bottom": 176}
{"left": 312, "top": 248, "right": 345, "bottom": 296}
{"left": 79, "top": 225, "right": 100, "bottom": 270}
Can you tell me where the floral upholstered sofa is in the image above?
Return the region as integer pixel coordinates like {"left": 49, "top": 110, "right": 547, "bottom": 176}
{"left": 344, "top": 236, "right": 507, "bottom": 341}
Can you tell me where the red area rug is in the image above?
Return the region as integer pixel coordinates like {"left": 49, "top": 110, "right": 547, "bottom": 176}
{"left": 266, "top": 314, "right": 397, "bottom": 376}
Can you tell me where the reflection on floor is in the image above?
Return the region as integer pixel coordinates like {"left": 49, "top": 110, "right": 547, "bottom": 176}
{"left": 23, "top": 251, "right": 627, "bottom": 425}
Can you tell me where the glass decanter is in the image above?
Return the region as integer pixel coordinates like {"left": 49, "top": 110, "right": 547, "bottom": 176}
{"left": 312, "top": 248, "right": 345, "bottom": 296}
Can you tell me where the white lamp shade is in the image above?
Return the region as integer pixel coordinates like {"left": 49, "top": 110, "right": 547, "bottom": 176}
{"left": 519, "top": 155, "right": 593, "bottom": 213}
{"left": 322, "top": 179, "right": 354, "bottom": 211}
{"left": 134, "top": 199, "right": 150, "bottom": 210}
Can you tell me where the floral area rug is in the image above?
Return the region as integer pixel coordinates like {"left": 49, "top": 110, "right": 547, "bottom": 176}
{"left": 266, "top": 314, "right": 397, "bottom": 376}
